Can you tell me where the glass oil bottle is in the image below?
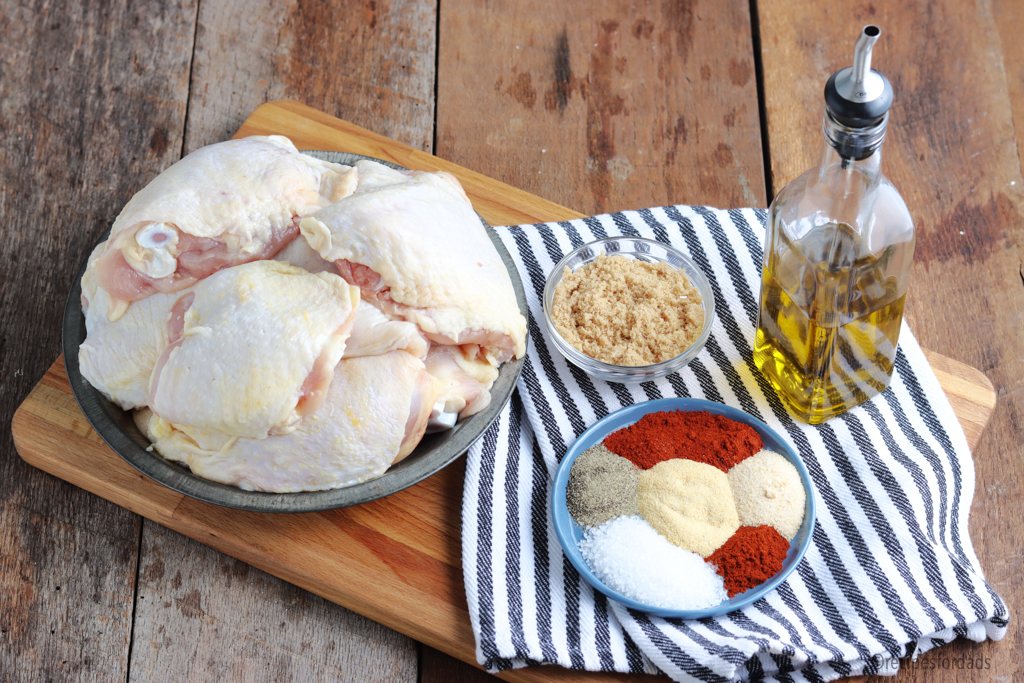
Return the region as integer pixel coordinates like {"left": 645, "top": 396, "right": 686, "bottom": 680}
{"left": 753, "top": 26, "right": 915, "bottom": 424}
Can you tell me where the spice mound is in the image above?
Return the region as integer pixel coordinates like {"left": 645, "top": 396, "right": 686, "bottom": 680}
{"left": 605, "top": 409, "right": 763, "bottom": 472}
{"left": 728, "top": 449, "right": 806, "bottom": 540}
{"left": 551, "top": 254, "right": 704, "bottom": 366}
{"left": 579, "top": 516, "right": 728, "bottom": 610}
{"left": 707, "top": 525, "right": 789, "bottom": 597}
{"left": 566, "top": 444, "right": 640, "bottom": 528}
{"left": 638, "top": 459, "right": 740, "bottom": 558}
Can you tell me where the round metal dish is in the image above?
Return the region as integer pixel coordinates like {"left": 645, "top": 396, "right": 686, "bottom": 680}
{"left": 63, "top": 151, "right": 526, "bottom": 513}
{"left": 551, "top": 397, "right": 815, "bottom": 619}
{"left": 542, "top": 237, "right": 715, "bottom": 384}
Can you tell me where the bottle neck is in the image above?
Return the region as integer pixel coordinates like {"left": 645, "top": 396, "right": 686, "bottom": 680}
{"left": 809, "top": 111, "right": 886, "bottom": 226}
{"left": 816, "top": 111, "right": 885, "bottom": 191}
{"left": 821, "top": 109, "right": 887, "bottom": 165}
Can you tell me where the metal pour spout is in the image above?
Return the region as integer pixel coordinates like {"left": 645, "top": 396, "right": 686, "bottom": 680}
{"left": 850, "top": 26, "right": 880, "bottom": 101}
{"left": 824, "top": 25, "right": 893, "bottom": 129}
{"left": 836, "top": 26, "right": 885, "bottom": 103}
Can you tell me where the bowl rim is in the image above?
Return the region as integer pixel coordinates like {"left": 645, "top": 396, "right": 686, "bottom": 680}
{"left": 541, "top": 237, "right": 716, "bottom": 374}
{"left": 63, "top": 150, "right": 527, "bottom": 513}
{"left": 551, "top": 397, "right": 816, "bottom": 619}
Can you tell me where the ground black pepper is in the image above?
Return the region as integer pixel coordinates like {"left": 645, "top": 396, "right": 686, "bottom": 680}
{"left": 566, "top": 444, "right": 640, "bottom": 528}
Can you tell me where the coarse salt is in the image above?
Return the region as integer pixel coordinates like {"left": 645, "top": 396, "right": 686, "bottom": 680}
{"left": 578, "top": 515, "right": 728, "bottom": 611}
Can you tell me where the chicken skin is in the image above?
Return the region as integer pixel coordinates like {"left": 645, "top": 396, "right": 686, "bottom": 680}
{"left": 424, "top": 344, "right": 497, "bottom": 420}
{"left": 79, "top": 242, "right": 183, "bottom": 410}
{"left": 299, "top": 160, "right": 527, "bottom": 366}
{"left": 135, "top": 350, "right": 438, "bottom": 492}
{"left": 344, "top": 302, "right": 430, "bottom": 359}
{"left": 147, "top": 260, "right": 360, "bottom": 443}
{"left": 273, "top": 231, "right": 338, "bottom": 275}
{"left": 90, "top": 135, "right": 357, "bottom": 320}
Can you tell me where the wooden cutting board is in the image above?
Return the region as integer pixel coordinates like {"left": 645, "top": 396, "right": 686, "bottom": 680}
{"left": 12, "top": 101, "right": 998, "bottom": 683}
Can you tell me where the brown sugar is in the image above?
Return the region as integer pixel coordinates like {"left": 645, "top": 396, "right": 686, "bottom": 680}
{"left": 551, "top": 254, "right": 704, "bottom": 366}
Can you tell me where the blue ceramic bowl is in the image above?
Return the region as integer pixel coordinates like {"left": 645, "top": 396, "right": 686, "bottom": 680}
{"left": 551, "top": 397, "right": 815, "bottom": 619}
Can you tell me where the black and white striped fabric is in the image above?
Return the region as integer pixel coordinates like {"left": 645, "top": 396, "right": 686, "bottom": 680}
{"left": 461, "top": 205, "right": 1009, "bottom": 682}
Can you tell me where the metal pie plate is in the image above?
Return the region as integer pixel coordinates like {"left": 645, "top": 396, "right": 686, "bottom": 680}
{"left": 63, "top": 151, "right": 526, "bottom": 512}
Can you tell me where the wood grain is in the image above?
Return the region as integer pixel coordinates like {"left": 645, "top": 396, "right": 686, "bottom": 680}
{"left": 0, "top": 0, "right": 197, "bottom": 680}
{"left": 235, "top": 101, "right": 587, "bottom": 226}
{"left": 757, "top": 0, "right": 1022, "bottom": 679}
{"left": 128, "top": 523, "right": 416, "bottom": 682}
{"left": 12, "top": 102, "right": 998, "bottom": 683}
{"left": 436, "top": 0, "right": 767, "bottom": 214}
{"left": 183, "top": 0, "right": 436, "bottom": 152}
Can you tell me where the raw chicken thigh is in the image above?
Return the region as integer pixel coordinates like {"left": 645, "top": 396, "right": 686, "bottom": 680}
{"left": 79, "top": 242, "right": 182, "bottom": 410}
{"left": 275, "top": 234, "right": 430, "bottom": 359}
{"left": 299, "top": 160, "right": 527, "bottom": 365}
{"left": 135, "top": 350, "right": 438, "bottom": 492}
{"left": 90, "top": 135, "right": 357, "bottom": 320}
{"left": 274, "top": 238, "right": 431, "bottom": 359}
{"left": 148, "top": 260, "right": 360, "bottom": 442}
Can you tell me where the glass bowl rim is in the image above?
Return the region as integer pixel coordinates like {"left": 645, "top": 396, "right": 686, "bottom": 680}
{"left": 541, "top": 236, "right": 716, "bottom": 374}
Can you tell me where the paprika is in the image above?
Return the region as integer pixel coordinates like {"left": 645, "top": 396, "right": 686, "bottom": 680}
{"left": 706, "top": 525, "right": 789, "bottom": 597}
{"left": 604, "top": 410, "right": 762, "bottom": 472}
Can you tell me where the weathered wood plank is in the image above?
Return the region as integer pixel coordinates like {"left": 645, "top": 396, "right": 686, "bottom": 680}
{"left": 0, "top": 499, "right": 139, "bottom": 682}
{"left": 436, "top": 0, "right": 766, "bottom": 214}
{"left": 757, "top": 0, "right": 1023, "bottom": 679}
{"left": 985, "top": 0, "right": 1024, "bottom": 675}
{"left": 183, "top": 0, "right": 437, "bottom": 153}
{"left": 128, "top": 523, "right": 416, "bottom": 682}
{"left": 127, "top": 0, "right": 440, "bottom": 680}
{"left": 0, "top": 0, "right": 197, "bottom": 680}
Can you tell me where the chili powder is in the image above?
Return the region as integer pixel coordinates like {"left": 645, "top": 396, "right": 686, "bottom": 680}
{"left": 707, "top": 525, "right": 789, "bottom": 597}
{"left": 603, "top": 410, "right": 762, "bottom": 472}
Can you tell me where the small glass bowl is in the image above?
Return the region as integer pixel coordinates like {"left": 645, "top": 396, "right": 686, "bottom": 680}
{"left": 542, "top": 237, "right": 715, "bottom": 383}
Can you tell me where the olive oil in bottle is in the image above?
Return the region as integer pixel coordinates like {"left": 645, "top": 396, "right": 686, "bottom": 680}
{"left": 754, "top": 26, "right": 915, "bottom": 423}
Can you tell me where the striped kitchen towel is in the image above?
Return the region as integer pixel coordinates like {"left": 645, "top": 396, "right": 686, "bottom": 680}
{"left": 461, "top": 205, "right": 1009, "bottom": 682}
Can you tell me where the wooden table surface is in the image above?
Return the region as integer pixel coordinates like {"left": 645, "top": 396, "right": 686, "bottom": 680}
{"left": 1, "top": 1, "right": 1020, "bottom": 682}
